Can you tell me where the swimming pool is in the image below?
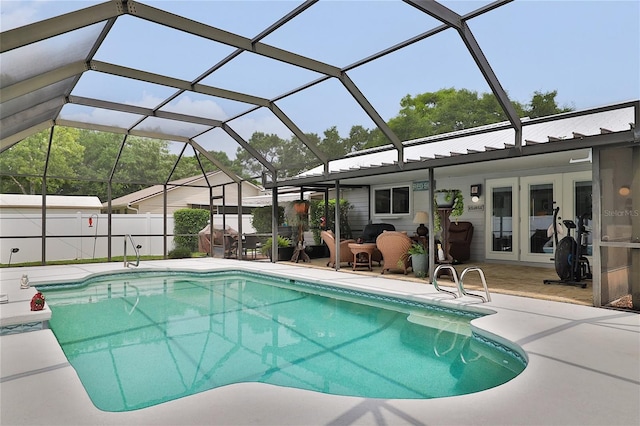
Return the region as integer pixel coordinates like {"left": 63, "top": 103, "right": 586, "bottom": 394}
{"left": 40, "top": 270, "right": 526, "bottom": 412}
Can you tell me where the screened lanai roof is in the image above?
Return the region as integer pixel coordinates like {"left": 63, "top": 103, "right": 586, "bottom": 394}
{"left": 1, "top": 0, "right": 638, "bottom": 191}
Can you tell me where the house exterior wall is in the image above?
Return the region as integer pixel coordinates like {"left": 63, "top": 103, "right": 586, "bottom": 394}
{"left": 133, "top": 181, "right": 261, "bottom": 214}
{"left": 340, "top": 162, "right": 593, "bottom": 263}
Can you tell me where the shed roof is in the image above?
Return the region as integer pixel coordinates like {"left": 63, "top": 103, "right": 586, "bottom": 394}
{"left": 108, "top": 171, "right": 262, "bottom": 207}
{"left": 0, "top": 194, "right": 103, "bottom": 209}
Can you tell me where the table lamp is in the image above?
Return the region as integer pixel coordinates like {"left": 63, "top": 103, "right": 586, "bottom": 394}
{"left": 413, "top": 211, "right": 429, "bottom": 236}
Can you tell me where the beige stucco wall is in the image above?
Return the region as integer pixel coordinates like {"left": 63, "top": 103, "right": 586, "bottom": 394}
{"left": 134, "top": 179, "right": 261, "bottom": 214}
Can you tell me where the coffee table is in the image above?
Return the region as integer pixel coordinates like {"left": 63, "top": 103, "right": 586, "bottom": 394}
{"left": 348, "top": 243, "right": 377, "bottom": 271}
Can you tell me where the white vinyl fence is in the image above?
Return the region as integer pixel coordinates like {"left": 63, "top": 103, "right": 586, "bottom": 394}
{"left": 0, "top": 213, "right": 255, "bottom": 264}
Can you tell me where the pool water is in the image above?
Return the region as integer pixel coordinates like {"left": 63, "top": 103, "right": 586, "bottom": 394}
{"left": 42, "top": 270, "right": 525, "bottom": 412}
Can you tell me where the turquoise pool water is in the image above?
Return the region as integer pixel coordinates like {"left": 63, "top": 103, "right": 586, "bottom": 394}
{"left": 41, "top": 270, "right": 525, "bottom": 412}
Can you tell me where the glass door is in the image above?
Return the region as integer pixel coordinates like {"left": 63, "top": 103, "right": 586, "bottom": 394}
{"left": 562, "top": 171, "right": 593, "bottom": 256}
{"left": 486, "top": 178, "right": 518, "bottom": 261}
{"left": 520, "top": 175, "right": 562, "bottom": 262}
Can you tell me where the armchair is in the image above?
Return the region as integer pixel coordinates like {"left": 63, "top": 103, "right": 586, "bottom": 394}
{"left": 376, "top": 231, "right": 413, "bottom": 275}
{"left": 448, "top": 221, "right": 474, "bottom": 262}
{"left": 321, "top": 230, "right": 355, "bottom": 268}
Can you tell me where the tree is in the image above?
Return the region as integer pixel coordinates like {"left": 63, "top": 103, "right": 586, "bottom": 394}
{"left": 364, "top": 88, "right": 571, "bottom": 149}
{"left": 344, "top": 125, "right": 373, "bottom": 153}
{"left": 233, "top": 132, "right": 321, "bottom": 180}
{"left": 527, "top": 90, "right": 572, "bottom": 118}
{"left": 0, "top": 127, "right": 84, "bottom": 194}
{"left": 233, "top": 132, "right": 285, "bottom": 178}
{"left": 386, "top": 88, "right": 526, "bottom": 142}
{"left": 318, "top": 127, "right": 344, "bottom": 160}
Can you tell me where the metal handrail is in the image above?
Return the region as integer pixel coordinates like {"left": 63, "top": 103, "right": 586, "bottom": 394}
{"left": 459, "top": 267, "right": 492, "bottom": 302}
{"left": 432, "top": 264, "right": 460, "bottom": 298}
{"left": 432, "top": 264, "right": 491, "bottom": 303}
{"left": 124, "top": 234, "right": 142, "bottom": 268}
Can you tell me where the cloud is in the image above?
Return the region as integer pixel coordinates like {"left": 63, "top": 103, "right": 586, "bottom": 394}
{"left": 0, "top": 2, "right": 38, "bottom": 30}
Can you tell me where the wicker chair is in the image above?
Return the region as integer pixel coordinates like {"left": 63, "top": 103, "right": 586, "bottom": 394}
{"left": 360, "top": 223, "right": 395, "bottom": 265}
{"left": 321, "top": 230, "right": 355, "bottom": 268}
{"left": 376, "top": 231, "right": 413, "bottom": 275}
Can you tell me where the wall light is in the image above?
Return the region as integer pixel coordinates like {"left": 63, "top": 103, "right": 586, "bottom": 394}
{"left": 618, "top": 185, "right": 631, "bottom": 197}
{"left": 470, "top": 184, "right": 482, "bottom": 203}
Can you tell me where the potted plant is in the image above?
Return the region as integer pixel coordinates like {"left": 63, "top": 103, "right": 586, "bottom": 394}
{"left": 433, "top": 189, "right": 464, "bottom": 231}
{"left": 407, "top": 243, "right": 428, "bottom": 278}
{"left": 292, "top": 199, "right": 310, "bottom": 215}
{"left": 261, "top": 235, "right": 294, "bottom": 261}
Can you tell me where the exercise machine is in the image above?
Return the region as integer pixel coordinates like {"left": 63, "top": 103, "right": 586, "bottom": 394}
{"left": 543, "top": 205, "right": 592, "bottom": 288}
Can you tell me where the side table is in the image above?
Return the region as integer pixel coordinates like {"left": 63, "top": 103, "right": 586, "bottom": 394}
{"left": 348, "top": 243, "right": 377, "bottom": 271}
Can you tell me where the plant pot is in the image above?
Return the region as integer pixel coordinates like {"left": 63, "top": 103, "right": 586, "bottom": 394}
{"left": 411, "top": 253, "right": 428, "bottom": 278}
{"left": 267, "top": 246, "right": 295, "bottom": 262}
{"left": 305, "top": 244, "right": 329, "bottom": 259}
{"left": 435, "top": 191, "right": 455, "bottom": 208}
{"left": 293, "top": 200, "right": 309, "bottom": 215}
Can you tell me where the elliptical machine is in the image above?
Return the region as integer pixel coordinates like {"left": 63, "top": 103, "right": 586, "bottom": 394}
{"left": 543, "top": 205, "right": 592, "bottom": 288}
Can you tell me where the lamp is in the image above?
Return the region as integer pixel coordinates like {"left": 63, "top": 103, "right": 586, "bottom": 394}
{"left": 618, "top": 185, "right": 631, "bottom": 197}
{"left": 470, "top": 184, "right": 482, "bottom": 203}
{"left": 413, "top": 211, "right": 429, "bottom": 236}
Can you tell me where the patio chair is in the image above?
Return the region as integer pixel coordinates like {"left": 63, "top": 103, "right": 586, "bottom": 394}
{"left": 448, "top": 222, "right": 474, "bottom": 262}
{"left": 321, "top": 230, "right": 355, "bottom": 268}
{"left": 243, "top": 234, "right": 262, "bottom": 259}
{"left": 376, "top": 231, "right": 413, "bottom": 275}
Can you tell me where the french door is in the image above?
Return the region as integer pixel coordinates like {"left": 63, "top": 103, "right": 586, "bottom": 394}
{"left": 486, "top": 178, "right": 519, "bottom": 261}
{"left": 486, "top": 172, "right": 592, "bottom": 263}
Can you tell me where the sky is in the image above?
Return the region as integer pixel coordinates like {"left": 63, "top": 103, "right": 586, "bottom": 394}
{"left": 2, "top": 0, "right": 639, "bottom": 160}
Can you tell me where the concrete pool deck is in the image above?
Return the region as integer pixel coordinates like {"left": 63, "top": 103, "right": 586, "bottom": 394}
{"left": 1, "top": 258, "right": 639, "bottom": 425}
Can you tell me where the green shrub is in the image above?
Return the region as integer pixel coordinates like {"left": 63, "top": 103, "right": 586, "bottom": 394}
{"left": 168, "top": 246, "right": 192, "bottom": 259}
{"left": 173, "top": 208, "right": 209, "bottom": 251}
{"left": 261, "top": 235, "right": 292, "bottom": 254}
{"left": 310, "top": 199, "right": 353, "bottom": 244}
{"left": 250, "top": 205, "right": 285, "bottom": 233}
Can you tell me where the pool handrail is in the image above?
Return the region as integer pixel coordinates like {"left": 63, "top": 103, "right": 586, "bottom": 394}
{"left": 459, "top": 266, "right": 492, "bottom": 302}
{"left": 124, "top": 234, "right": 142, "bottom": 268}
{"left": 432, "top": 264, "right": 491, "bottom": 302}
{"left": 432, "top": 264, "right": 460, "bottom": 298}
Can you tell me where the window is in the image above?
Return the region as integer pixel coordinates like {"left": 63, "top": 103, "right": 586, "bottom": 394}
{"left": 374, "top": 185, "right": 410, "bottom": 215}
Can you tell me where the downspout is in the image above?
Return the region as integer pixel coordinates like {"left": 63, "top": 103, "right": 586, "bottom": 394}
{"left": 126, "top": 203, "right": 139, "bottom": 214}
